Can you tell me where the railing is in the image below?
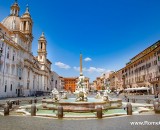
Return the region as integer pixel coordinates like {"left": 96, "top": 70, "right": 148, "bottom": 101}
{"left": 136, "top": 80, "right": 144, "bottom": 83}
{"left": 148, "top": 77, "right": 159, "bottom": 83}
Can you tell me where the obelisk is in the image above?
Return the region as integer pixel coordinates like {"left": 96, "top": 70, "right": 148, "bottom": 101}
{"left": 80, "top": 53, "right": 83, "bottom": 76}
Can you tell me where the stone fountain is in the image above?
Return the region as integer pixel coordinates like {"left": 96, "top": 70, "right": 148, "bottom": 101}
{"left": 74, "top": 53, "right": 88, "bottom": 102}
{"left": 74, "top": 75, "right": 88, "bottom": 102}
{"left": 41, "top": 53, "right": 122, "bottom": 112}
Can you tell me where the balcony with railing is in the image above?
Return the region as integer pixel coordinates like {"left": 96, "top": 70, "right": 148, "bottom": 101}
{"left": 148, "top": 77, "right": 159, "bottom": 83}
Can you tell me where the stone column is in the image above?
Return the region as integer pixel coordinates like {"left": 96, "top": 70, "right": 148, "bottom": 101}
{"left": 132, "top": 97, "right": 135, "bottom": 103}
{"left": 7, "top": 101, "right": 12, "bottom": 109}
{"left": 4, "top": 103, "right": 9, "bottom": 116}
{"left": 146, "top": 98, "right": 151, "bottom": 104}
{"left": 16, "top": 100, "right": 19, "bottom": 105}
{"left": 20, "top": 22, "right": 22, "bottom": 31}
{"left": 31, "top": 104, "right": 36, "bottom": 116}
{"left": 13, "top": 9, "right": 15, "bottom": 15}
{"left": 26, "top": 21, "right": 28, "bottom": 30}
{"left": 34, "top": 98, "right": 37, "bottom": 104}
{"left": 96, "top": 105, "right": 102, "bottom": 119}
{"left": 126, "top": 103, "right": 132, "bottom": 115}
{"left": 153, "top": 102, "right": 159, "bottom": 113}
{"left": 22, "top": 22, "right": 24, "bottom": 31}
{"left": 57, "top": 106, "right": 63, "bottom": 118}
{"left": 80, "top": 53, "right": 82, "bottom": 76}
{"left": 29, "top": 100, "right": 32, "bottom": 104}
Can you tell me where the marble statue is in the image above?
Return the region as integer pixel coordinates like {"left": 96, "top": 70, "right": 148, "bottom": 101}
{"left": 102, "top": 90, "right": 110, "bottom": 101}
{"left": 51, "top": 88, "right": 60, "bottom": 102}
{"left": 95, "top": 91, "right": 102, "bottom": 99}
{"left": 75, "top": 53, "right": 88, "bottom": 102}
{"left": 61, "top": 92, "right": 68, "bottom": 99}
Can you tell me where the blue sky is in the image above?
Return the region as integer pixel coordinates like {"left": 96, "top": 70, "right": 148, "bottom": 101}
{"left": 1, "top": 0, "right": 160, "bottom": 82}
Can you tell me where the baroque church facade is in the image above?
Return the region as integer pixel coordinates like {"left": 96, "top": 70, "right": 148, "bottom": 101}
{"left": 0, "top": 1, "right": 53, "bottom": 97}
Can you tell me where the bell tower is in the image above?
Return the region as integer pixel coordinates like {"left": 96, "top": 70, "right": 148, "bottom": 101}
{"left": 20, "top": 5, "right": 33, "bottom": 35}
{"left": 10, "top": 0, "right": 20, "bottom": 16}
{"left": 37, "top": 32, "right": 47, "bottom": 63}
{"left": 20, "top": 5, "right": 33, "bottom": 52}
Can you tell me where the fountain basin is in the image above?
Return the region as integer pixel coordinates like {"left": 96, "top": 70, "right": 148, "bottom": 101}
{"left": 42, "top": 98, "right": 122, "bottom": 112}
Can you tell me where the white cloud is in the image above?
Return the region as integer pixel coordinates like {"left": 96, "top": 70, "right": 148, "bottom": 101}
{"left": 87, "top": 67, "right": 105, "bottom": 73}
{"left": 73, "top": 67, "right": 87, "bottom": 71}
{"left": 84, "top": 57, "right": 92, "bottom": 61}
{"left": 73, "top": 66, "right": 106, "bottom": 73}
{"left": 73, "top": 66, "right": 79, "bottom": 71}
{"left": 55, "top": 62, "right": 70, "bottom": 69}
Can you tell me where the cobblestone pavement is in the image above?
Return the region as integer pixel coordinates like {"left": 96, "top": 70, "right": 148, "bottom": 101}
{"left": 0, "top": 115, "right": 160, "bottom": 130}
{"left": 0, "top": 94, "right": 160, "bottom": 130}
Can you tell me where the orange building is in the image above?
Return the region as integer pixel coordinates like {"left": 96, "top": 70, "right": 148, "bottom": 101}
{"left": 63, "top": 77, "right": 77, "bottom": 92}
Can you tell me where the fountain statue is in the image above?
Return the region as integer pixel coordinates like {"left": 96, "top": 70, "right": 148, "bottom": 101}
{"left": 102, "top": 90, "right": 109, "bottom": 101}
{"left": 61, "top": 92, "right": 68, "bottom": 99}
{"left": 95, "top": 90, "right": 110, "bottom": 101}
{"left": 51, "top": 88, "right": 60, "bottom": 102}
{"left": 95, "top": 91, "right": 102, "bottom": 99}
{"left": 75, "top": 53, "right": 88, "bottom": 102}
{"left": 75, "top": 75, "right": 88, "bottom": 102}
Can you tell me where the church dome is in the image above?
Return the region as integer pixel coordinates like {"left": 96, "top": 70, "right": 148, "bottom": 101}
{"left": 1, "top": 16, "right": 21, "bottom": 31}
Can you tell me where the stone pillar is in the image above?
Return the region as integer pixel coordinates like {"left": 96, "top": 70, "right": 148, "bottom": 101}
{"left": 34, "top": 98, "right": 37, "bottom": 104}
{"left": 16, "top": 100, "right": 19, "bottom": 105}
{"left": 153, "top": 102, "right": 159, "bottom": 112}
{"left": 29, "top": 100, "right": 32, "bottom": 104}
{"left": 20, "top": 22, "right": 22, "bottom": 31}
{"left": 96, "top": 105, "right": 102, "bottom": 119}
{"left": 31, "top": 104, "right": 36, "bottom": 116}
{"left": 7, "top": 101, "right": 12, "bottom": 109}
{"left": 13, "top": 9, "right": 15, "bottom": 15}
{"left": 4, "top": 103, "right": 9, "bottom": 116}
{"left": 21, "top": 22, "right": 24, "bottom": 31}
{"left": 126, "top": 103, "right": 132, "bottom": 115}
{"left": 9, "top": 101, "right": 12, "bottom": 109}
{"left": 132, "top": 97, "right": 135, "bottom": 103}
{"left": 43, "top": 43, "right": 45, "bottom": 50}
{"left": 146, "top": 98, "right": 151, "bottom": 104}
{"left": 57, "top": 106, "right": 63, "bottom": 118}
{"left": 26, "top": 21, "right": 28, "bottom": 30}
{"left": 80, "top": 53, "right": 82, "bottom": 75}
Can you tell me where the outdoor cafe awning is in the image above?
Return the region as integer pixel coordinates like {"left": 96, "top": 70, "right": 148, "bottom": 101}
{"left": 125, "top": 87, "right": 150, "bottom": 91}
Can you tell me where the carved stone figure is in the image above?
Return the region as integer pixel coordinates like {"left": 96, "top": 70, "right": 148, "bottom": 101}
{"left": 51, "top": 88, "right": 60, "bottom": 102}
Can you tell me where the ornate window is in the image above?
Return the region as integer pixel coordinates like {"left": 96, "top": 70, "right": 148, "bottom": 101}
{"left": 27, "top": 82, "right": 29, "bottom": 89}
{"left": 10, "top": 84, "right": 12, "bottom": 91}
{"left": 7, "top": 47, "right": 9, "bottom": 59}
{"left": 4, "top": 80, "right": 7, "bottom": 92}
{"left": 0, "top": 63, "right": 2, "bottom": 72}
{"left": 41, "top": 42, "right": 43, "bottom": 49}
{"left": 12, "top": 66, "right": 15, "bottom": 75}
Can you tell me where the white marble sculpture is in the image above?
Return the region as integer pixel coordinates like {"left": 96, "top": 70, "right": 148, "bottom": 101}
{"left": 61, "top": 92, "right": 68, "bottom": 99}
{"left": 95, "top": 91, "right": 102, "bottom": 99}
{"left": 51, "top": 88, "right": 60, "bottom": 102}
{"left": 75, "top": 75, "right": 88, "bottom": 102}
{"left": 102, "top": 90, "right": 110, "bottom": 101}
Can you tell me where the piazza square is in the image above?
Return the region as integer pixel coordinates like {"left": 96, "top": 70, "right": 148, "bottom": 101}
{"left": 0, "top": 0, "right": 160, "bottom": 130}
